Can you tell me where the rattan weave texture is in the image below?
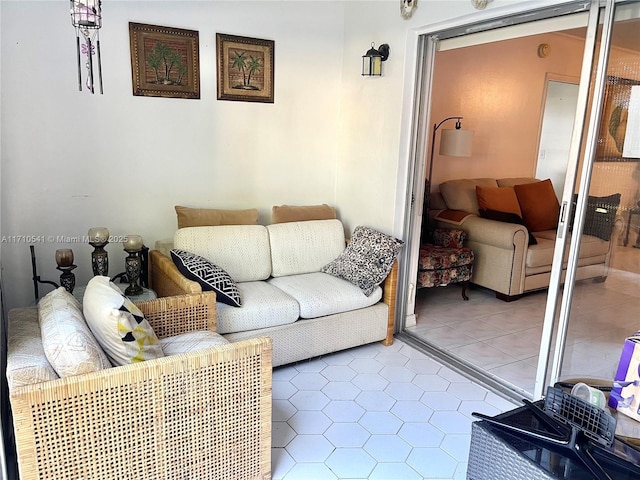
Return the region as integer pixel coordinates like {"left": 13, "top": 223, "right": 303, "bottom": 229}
{"left": 9, "top": 293, "right": 272, "bottom": 480}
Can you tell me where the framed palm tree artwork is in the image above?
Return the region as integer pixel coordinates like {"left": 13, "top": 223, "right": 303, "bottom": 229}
{"left": 216, "top": 33, "right": 275, "bottom": 103}
{"left": 129, "top": 23, "right": 200, "bottom": 99}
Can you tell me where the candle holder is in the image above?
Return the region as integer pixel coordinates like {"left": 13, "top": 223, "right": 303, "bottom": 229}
{"left": 88, "top": 227, "right": 109, "bottom": 276}
{"left": 123, "top": 235, "right": 143, "bottom": 296}
{"left": 56, "top": 250, "right": 77, "bottom": 294}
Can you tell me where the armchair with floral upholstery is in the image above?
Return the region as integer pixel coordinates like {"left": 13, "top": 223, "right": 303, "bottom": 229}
{"left": 417, "top": 227, "right": 474, "bottom": 300}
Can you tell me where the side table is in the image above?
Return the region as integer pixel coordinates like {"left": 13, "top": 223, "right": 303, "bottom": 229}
{"left": 73, "top": 285, "right": 157, "bottom": 304}
{"left": 623, "top": 207, "right": 640, "bottom": 247}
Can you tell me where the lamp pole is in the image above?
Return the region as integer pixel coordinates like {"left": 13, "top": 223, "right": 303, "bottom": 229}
{"left": 427, "top": 116, "right": 463, "bottom": 203}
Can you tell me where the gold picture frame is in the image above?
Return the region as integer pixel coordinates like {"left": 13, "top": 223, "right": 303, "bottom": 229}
{"left": 216, "top": 33, "right": 274, "bottom": 103}
{"left": 596, "top": 76, "right": 640, "bottom": 162}
{"left": 129, "top": 22, "right": 200, "bottom": 99}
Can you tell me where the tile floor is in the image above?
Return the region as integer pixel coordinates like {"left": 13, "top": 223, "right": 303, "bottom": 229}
{"left": 271, "top": 338, "right": 518, "bottom": 479}
{"left": 407, "top": 245, "right": 640, "bottom": 395}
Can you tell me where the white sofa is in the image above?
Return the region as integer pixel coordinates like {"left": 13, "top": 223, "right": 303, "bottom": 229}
{"left": 149, "top": 219, "right": 398, "bottom": 366}
{"left": 430, "top": 178, "right": 623, "bottom": 301}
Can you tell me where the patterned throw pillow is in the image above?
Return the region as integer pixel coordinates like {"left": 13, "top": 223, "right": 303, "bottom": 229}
{"left": 83, "top": 276, "right": 164, "bottom": 366}
{"left": 39, "top": 287, "right": 111, "bottom": 376}
{"left": 170, "top": 249, "right": 242, "bottom": 307}
{"left": 322, "top": 226, "right": 403, "bottom": 296}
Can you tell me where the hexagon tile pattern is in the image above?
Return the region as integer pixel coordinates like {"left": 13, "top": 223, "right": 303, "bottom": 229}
{"left": 271, "top": 338, "right": 517, "bottom": 480}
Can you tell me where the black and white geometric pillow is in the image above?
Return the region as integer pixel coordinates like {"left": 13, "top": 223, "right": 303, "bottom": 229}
{"left": 170, "top": 249, "right": 242, "bottom": 307}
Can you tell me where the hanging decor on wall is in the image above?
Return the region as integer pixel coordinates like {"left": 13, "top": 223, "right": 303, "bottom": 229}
{"left": 129, "top": 22, "right": 200, "bottom": 99}
{"left": 597, "top": 76, "right": 640, "bottom": 162}
{"left": 70, "top": 0, "right": 103, "bottom": 94}
{"left": 216, "top": 33, "right": 275, "bottom": 103}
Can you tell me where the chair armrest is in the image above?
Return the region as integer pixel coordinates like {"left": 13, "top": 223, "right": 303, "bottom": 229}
{"left": 9, "top": 336, "right": 273, "bottom": 480}
{"left": 149, "top": 249, "right": 202, "bottom": 297}
{"left": 380, "top": 259, "right": 398, "bottom": 346}
{"left": 135, "top": 292, "right": 216, "bottom": 338}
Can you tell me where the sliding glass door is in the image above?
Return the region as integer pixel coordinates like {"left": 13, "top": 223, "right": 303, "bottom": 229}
{"left": 401, "top": 0, "right": 640, "bottom": 402}
{"left": 540, "top": 1, "right": 640, "bottom": 397}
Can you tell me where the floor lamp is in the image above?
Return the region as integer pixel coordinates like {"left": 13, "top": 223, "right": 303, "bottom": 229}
{"left": 425, "top": 116, "right": 474, "bottom": 229}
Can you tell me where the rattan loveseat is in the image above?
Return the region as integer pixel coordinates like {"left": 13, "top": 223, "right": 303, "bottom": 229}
{"left": 7, "top": 292, "right": 273, "bottom": 480}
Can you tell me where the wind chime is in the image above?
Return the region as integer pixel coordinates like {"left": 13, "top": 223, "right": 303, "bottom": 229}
{"left": 70, "top": 1, "right": 103, "bottom": 94}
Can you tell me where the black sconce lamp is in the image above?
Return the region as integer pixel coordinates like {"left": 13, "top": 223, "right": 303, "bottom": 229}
{"left": 362, "top": 43, "right": 390, "bottom": 76}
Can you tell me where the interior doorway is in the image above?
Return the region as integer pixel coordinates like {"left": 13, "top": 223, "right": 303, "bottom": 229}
{"left": 536, "top": 77, "right": 580, "bottom": 199}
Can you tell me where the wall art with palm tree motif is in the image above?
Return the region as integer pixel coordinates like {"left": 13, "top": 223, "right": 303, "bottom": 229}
{"left": 129, "top": 22, "right": 200, "bottom": 99}
{"left": 216, "top": 33, "right": 274, "bottom": 103}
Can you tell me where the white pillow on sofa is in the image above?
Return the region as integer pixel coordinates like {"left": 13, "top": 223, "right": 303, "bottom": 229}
{"left": 39, "top": 287, "right": 111, "bottom": 377}
{"left": 83, "top": 276, "right": 164, "bottom": 366}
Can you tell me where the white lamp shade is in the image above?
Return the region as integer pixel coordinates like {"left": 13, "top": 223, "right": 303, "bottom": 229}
{"left": 439, "top": 129, "right": 474, "bottom": 157}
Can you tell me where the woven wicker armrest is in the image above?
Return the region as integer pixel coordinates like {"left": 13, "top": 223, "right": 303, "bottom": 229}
{"left": 149, "top": 249, "right": 202, "bottom": 297}
{"left": 10, "top": 336, "right": 273, "bottom": 480}
{"left": 135, "top": 292, "right": 216, "bottom": 338}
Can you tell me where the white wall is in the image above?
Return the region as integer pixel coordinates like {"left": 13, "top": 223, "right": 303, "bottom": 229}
{"left": 1, "top": 0, "right": 349, "bottom": 309}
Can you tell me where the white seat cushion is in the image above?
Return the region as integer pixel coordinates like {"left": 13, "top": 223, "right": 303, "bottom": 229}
{"left": 216, "top": 281, "right": 300, "bottom": 334}
{"left": 160, "top": 331, "right": 229, "bottom": 356}
{"left": 267, "top": 219, "right": 346, "bottom": 277}
{"left": 269, "top": 272, "right": 382, "bottom": 319}
{"left": 174, "top": 225, "right": 272, "bottom": 282}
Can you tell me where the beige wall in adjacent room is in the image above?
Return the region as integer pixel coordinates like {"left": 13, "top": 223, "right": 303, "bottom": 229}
{"left": 429, "top": 31, "right": 586, "bottom": 189}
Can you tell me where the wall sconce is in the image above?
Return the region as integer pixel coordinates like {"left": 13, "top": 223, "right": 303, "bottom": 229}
{"left": 425, "top": 116, "right": 474, "bottom": 220}
{"left": 362, "top": 43, "right": 390, "bottom": 77}
{"left": 70, "top": 0, "right": 103, "bottom": 94}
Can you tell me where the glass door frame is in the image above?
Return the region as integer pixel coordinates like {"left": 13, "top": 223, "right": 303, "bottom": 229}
{"left": 397, "top": 0, "right": 627, "bottom": 401}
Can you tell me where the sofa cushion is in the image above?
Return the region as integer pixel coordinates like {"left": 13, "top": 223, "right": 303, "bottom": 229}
{"left": 216, "top": 281, "right": 300, "bottom": 334}
{"left": 170, "top": 249, "right": 241, "bottom": 307}
{"left": 7, "top": 307, "right": 59, "bottom": 388}
{"left": 83, "top": 276, "right": 164, "bottom": 366}
{"left": 175, "top": 205, "right": 259, "bottom": 229}
{"left": 526, "top": 230, "right": 611, "bottom": 269}
{"left": 268, "top": 272, "right": 382, "bottom": 319}
{"left": 514, "top": 179, "right": 560, "bottom": 232}
{"left": 39, "top": 287, "right": 111, "bottom": 378}
{"left": 174, "top": 225, "right": 272, "bottom": 282}
{"left": 476, "top": 186, "right": 522, "bottom": 217}
{"left": 159, "top": 330, "right": 229, "bottom": 356}
{"left": 569, "top": 193, "right": 621, "bottom": 241}
{"left": 478, "top": 209, "right": 537, "bottom": 245}
{"left": 267, "top": 219, "right": 346, "bottom": 277}
{"left": 440, "top": 178, "right": 498, "bottom": 215}
{"left": 272, "top": 204, "right": 337, "bottom": 223}
{"left": 322, "top": 226, "right": 403, "bottom": 296}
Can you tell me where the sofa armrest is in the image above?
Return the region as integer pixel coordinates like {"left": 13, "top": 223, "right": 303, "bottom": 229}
{"left": 439, "top": 215, "right": 528, "bottom": 296}
{"left": 149, "top": 249, "right": 203, "bottom": 297}
{"left": 135, "top": 292, "right": 216, "bottom": 338}
{"left": 9, "top": 336, "right": 273, "bottom": 480}
{"left": 381, "top": 260, "right": 398, "bottom": 346}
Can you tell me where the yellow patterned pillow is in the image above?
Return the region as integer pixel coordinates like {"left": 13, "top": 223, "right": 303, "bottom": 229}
{"left": 83, "top": 276, "right": 164, "bottom": 366}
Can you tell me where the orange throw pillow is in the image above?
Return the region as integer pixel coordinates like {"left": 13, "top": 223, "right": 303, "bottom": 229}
{"left": 513, "top": 179, "right": 560, "bottom": 232}
{"left": 475, "top": 186, "right": 522, "bottom": 217}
